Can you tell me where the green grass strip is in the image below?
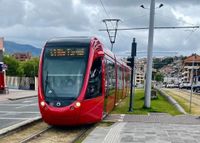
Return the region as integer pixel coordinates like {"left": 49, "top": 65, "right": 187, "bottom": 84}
{"left": 111, "top": 89, "right": 181, "bottom": 115}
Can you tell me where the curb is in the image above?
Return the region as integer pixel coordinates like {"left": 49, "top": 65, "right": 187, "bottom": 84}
{"left": 8, "top": 95, "right": 37, "bottom": 101}
{"left": 0, "top": 116, "right": 41, "bottom": 136}
{"left": 156, "top": 88, "right": 187, "bottom": 114}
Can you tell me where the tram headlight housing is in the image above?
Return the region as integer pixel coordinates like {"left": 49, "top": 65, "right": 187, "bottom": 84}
{"left": 75, "top": 102, "right": 81, "bottom": 108}
{"left": 40, "top": 101, "right": 46, "bottom": 107}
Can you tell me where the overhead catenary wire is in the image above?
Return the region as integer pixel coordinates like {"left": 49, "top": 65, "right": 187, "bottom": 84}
{"left": 99, "top": 0, "right": 115, "bottom": 28}
{"left": 99, "top": 0, "right": 111, "bottom": 19}
{"left": 98, "top": 1, "right": 200, "bottom": 58}
{"left": 99, "top": 0, "right": 122, "bottom": 51}
{"left": 98, "top": 0, "right": 148, "bottom": 54}
{"left": 99, "top": 26, "right": 199, "bottom": 31}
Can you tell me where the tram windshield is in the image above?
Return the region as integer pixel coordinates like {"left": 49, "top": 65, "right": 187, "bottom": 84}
{"left": 42, "top": 46, "right": 89, "bottom": 104}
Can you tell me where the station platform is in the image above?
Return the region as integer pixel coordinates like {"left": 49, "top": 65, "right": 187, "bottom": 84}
{"left": 83, "top": 114, "right": 200, "bottom": 143}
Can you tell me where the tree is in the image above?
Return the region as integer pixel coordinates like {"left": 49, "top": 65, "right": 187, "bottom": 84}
{"left": 3, "top": 55, "right": 21, "bottom": 76}
{"left": 22, "top": 58, "right": 39, "bottom": 77}
{"left": 153, "top": 57, "right": 174, "bottom": 69}
{"left": 155, "top": 72, "right": 164, "bottom": 82}
{"left": 3, "top": 55, "right": 39, "bottom": 77}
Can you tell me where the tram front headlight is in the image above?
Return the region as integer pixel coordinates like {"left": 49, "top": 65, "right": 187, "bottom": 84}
{"left": 40, "top": 101, "right": 46, "bottom": 107}
{"left": 75, "top": 102, "right": 81, "bottom": 108}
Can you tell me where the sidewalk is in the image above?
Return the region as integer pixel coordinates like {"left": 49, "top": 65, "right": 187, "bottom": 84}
{"left": 83, "top": 114, "right": 200, "bottom": 143}
{"left": 0, "top": 89, "right": 37, "bottom": 101}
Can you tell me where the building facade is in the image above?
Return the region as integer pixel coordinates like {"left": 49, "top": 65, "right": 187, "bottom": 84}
{"left": 12, "top": 52, "right": 32, "bottom": 61}
{"left": 181, "top": 54, "right": 200, "bottom": 84}
{"left": 0, "top": 37, "right": 4, "bottom": 62}
{"left": 135, "top": 58, "right": 146, "bottom": 87}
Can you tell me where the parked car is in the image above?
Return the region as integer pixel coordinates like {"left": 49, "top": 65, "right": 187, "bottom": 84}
{"left": 192, "top": 84, "right": 200, "bottom": 92}
{"left": 166, "top": 83, "right": 175, "bottom": 88}
{"left": 179, "top": 82, "right": 191, "bottom": 89}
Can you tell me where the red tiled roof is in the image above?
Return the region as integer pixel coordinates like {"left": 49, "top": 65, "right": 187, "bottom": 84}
{"left": 0, "top": 37, "right": 3, "bottom": 50}
{"left": 184, "top": 54, "right": 200, "bottom": 63}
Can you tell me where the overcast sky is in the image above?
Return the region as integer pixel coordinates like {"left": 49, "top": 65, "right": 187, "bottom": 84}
{"left": 0, "top": 0, "right": 199, "bottom": 57}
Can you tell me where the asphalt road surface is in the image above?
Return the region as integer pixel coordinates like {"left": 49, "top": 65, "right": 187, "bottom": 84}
{"left": 0, "top": 97, "right": 40, "bottom": 130}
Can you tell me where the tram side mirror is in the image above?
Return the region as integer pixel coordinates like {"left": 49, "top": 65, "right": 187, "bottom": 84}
{"left": 97, "top": 51, "right": 104, "bottom": 57}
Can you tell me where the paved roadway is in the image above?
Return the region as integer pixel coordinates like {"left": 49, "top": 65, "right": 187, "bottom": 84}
{"left": 0, "top": 97, "right": 40, "bottom": 131}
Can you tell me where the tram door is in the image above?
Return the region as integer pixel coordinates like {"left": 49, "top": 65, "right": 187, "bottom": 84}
{"left": 82, "top": 57, "right": 104, "bottom": 122}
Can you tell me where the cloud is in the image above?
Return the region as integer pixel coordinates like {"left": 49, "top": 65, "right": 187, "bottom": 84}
{"left": 0, "top": 0, "right": 25, "bottom": 27}
{"left": 0, "top": 0, "right": 199, "bottom": 56}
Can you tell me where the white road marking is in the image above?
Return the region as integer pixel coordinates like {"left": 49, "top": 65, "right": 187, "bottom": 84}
{"left": 23, "top": 101, "right": 33, "bottom": 103}
{"left": 15, "top": 104, "right": 38, "bottom": 109}
{"left": 0, "top": 111, "right": 39, "bottom": 114}
{"left": 0, "top": 117, "right": 35, "bottom": 120}
{"left": 0, "top": 103, "right": 37, "bottom": 106}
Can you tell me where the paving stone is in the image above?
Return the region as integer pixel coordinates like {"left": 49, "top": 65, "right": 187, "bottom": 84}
{"left": 84, "top": 118, "right": 200, "bottom": 143}
{"left": 121, "top": 135, "right": 134, "bottom": 142}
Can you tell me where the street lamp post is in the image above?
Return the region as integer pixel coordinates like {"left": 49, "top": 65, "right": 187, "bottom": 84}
{"left": 189, "top": 54, "right": 196, "bottom": 113}
{"left": 144, "top": 0, "right": 156, "bottom": 108}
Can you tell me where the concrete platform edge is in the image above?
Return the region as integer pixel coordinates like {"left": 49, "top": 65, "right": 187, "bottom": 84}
{"left": 156, "top": 88, "right": 187, "bottom": 114}
{"left": 8, "top": 95, "right": 37, "bottom": 100}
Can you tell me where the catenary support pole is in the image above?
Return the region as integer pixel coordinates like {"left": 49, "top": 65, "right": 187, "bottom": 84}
{"left": 144, "top": 0, "right": 155, "bottom": 108}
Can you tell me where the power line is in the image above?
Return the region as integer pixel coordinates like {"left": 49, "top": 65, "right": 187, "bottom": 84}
{"left": 99, "top": 26, "right": 199, "bottom": 31}
{"left": 184, "top": 28, "right": 198, "bottom": 43}
{"left": 98, "top": 0, "right": 136, "bottom": 53}
{"left": 99, "top": 0, "right": 121, "bottom": 51}
{"left": 99, "top": 0, "right": 111, "bottom": 19}
{"left": 99, "top": 0, "right": 115, "bottom": 28}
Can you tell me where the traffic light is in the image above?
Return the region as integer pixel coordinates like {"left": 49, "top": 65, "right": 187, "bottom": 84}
{"left": 128, "top": 38, "right": 137, "bottom": 112}
{"left": 127, "top": 57, "right": 133, "bottom": 68}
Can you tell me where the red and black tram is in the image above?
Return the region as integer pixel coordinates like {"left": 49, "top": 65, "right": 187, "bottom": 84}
{"left": 38, "top": 37, "right": 131, "bottom": 126}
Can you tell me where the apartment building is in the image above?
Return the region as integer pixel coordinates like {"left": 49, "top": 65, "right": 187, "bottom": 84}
{"left": 182, "top": 54, "right": 200, "bottom": 84}
{"left": 12, "top": 52, "right": 32, "bottom": 61}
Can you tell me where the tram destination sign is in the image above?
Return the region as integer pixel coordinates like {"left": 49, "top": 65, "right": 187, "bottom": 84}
{"left": 49, "top": 48, "right": 85, "bottom": 57}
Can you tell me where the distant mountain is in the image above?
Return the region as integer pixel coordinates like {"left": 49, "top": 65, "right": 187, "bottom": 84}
{"left": 4, "top": 41, "right": 42, "bottom": 56}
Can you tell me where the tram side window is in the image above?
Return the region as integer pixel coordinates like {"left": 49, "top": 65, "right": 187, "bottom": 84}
{"left": 105, "top": 60, "right": 115, "bottom": 96}
{"left": 117, "top": 66, "right": 122, "bottom": 90}
{"left": 85, "top": 58, "right": 102, "bottom": 99}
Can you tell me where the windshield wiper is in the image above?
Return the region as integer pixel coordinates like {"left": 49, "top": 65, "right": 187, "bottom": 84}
{"left": 44, "top": 71, "right": 57, "bottom": 97}
{"left": 44, "top": 71, "right": 48, "bottom": 94}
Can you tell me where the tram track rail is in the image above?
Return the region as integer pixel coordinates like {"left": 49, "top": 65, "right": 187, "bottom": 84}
{"left": 163, "top": 88, "right": 200, "bottom": 114}
{"left": 27, "top": 124, "right": 94, "bottom": 143}
{"left": 179, "top": 89, "right": 200, "bottom": 100}
{"left": 164, "top": 88, "right": 200, "bottom": 106}
{"left": 20, "top": 126, "right": 51, "bottom": 143}
{"left": 0, "top": 119, "right": 95, "bottom": 143}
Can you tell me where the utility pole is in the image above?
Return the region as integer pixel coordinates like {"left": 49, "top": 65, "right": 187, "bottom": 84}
{"left": 128, "top": 38, "right": 137, "bottom": 112}
{"left": 189, "top": 53, "right": 195, "bottom": 113}
{"left": 144, "top": 0, "right": 155, "bottom": 108}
